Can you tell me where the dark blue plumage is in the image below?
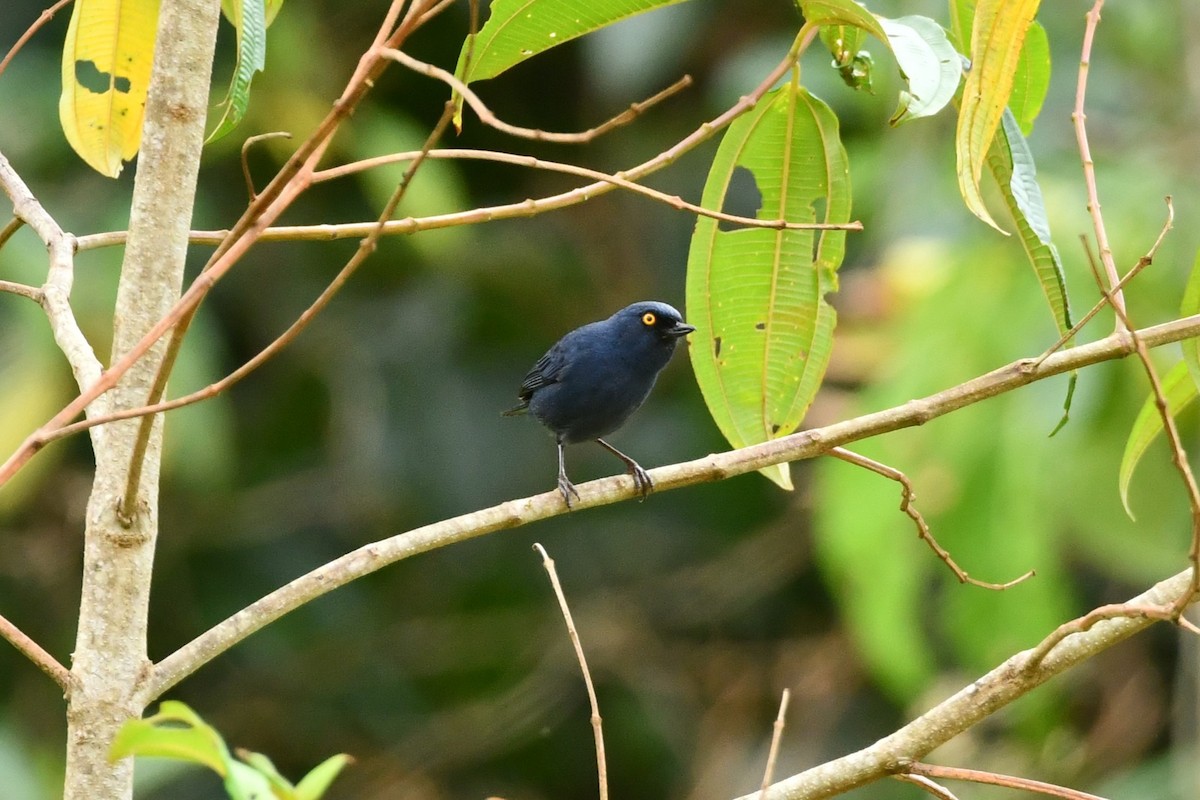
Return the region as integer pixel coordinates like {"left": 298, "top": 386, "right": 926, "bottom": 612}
{"left": 505, "top": 301, "right": 694, "bottom": 506}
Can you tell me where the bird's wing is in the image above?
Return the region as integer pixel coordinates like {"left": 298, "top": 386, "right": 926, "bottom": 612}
{"left": 517, "top": 346, "right": 567, "bottom": 398}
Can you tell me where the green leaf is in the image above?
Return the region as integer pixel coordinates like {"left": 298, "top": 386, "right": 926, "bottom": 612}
{"left": 209, "top": 0, "right": 269, "bottom": 143}
{"left": 955, "top": 0, "right": 1041, "bottom": 232}
{"left": 294, "top": 754, "right": 354, "bottom": 800}
{"left": 455, "top": 0, "right": 690, "bottom": 86}
{"left": 1007, "top": 20, "right": 1049, "bottom": 134}
{"left": 686, "top": 82, "right": 851, "bottom": 490}
{"left": 1118, "top": 360, "right": 1198, "bottom": 519}
{"left": 109, "top": 701, "right": 232, "bottom": 776}
{"left": 877, "top": 15, "right": 961, "bottom": 125}
{"left": 795, "top": 0, "right": 886, "bottom": 41}
{"left": 1181, "top": 248, "right": 1200, "bottom": 390}
{"left": 237, "top": 749, "right": 296, "bottom": 794}
{"left": 225, "top": 759, "right": 279, "bottom": 800}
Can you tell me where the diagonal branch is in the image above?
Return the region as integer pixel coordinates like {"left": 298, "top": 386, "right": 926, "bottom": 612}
{"left": 903, "top": 762, "right": 1111, "bottom": 800}
{"left": 0, "top": 611, "right": 71, "bottom": 691}
{"left": 142, "top": 314, "right": 1200, "bottom": 700}
{"left": 737, "top": 568, "right": 1196, "bottom": 800}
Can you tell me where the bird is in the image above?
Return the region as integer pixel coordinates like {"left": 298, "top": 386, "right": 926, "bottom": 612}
{"left": 504, "top": 301, "right": 695, "bottom": 507}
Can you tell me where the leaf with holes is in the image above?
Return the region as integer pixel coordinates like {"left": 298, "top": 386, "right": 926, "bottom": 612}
{"left": 59, "top": 0, "right": 162, "bottom": 177}
{"left": 686, "top": 82, "right": 851, "bottom": 490}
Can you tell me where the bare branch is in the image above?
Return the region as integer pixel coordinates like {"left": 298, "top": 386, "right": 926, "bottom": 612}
{"left": 0, "top": 215, "right": 24, "bottom": 250}
{"left": 142, "top": 316, "right": 1200, "bottom": 700}
{"left": 738, "top": 569, "right": 1197, "bottom": 800}
{"left": 828, "top": 447, "right": 1034, "bottom": 590}
{"left": 533, "top": 544, "right": 607, "bottom": 800}
{"left": 0, "top": 279, "right": 43, "bottom": 303}
{"left": 0, "top": 0, "right": 75, "bottom": 79}
{"left": 240, "top": 131, "right": 292, "bottom": 202}
{"left": 386, "top": 46, "right": 692, "bottom": 144}
{"left": 892, "top": 774, "right": 960, "bottom": 800}
{"left": 0, "top": 611, "right": 71, "bottom": 691}
{"left": 1074, "top": 0, "right": 1126, "bottom": 328}
{"left": 1025, "top": 602, "right": 1199, "bottom": 673}
{"left": 904, "top": 762, "right": 1112, "bottom": 800}
{"left": 759, "top": 689, "right": 791, "bottom": 798}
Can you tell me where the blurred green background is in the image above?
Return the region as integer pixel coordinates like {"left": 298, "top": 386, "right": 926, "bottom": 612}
{"left": 2, "top": 1, "right": 1200, "bottom": 797}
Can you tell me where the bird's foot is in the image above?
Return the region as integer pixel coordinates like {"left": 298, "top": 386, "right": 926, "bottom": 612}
{"left": 628, "top": 462, "right": 653, "bottom": 501}
{"left": 557, "top": 474, "right": 581, "bottom": 509}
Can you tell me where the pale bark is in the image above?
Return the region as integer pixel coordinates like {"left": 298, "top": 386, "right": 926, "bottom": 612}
{"left": 62, "top": 1, "right": 220, "bottom": 798}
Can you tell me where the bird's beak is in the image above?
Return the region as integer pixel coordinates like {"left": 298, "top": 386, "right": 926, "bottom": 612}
{"left": 667, "top": 322, "right": 696, "bottom": 338}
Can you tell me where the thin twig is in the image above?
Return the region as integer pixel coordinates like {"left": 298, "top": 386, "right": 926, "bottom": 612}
{"left": 240, "top": 131, "right": 292, "bottom": 202}
{"left": 905, "top": 762, "right": 1112, "bottom": 800}
{"left": 1024, "top": 601, "right": 1199, "bottom": 674}
{"left": 314, "top": 149, "right": 860, "bottom": 231}
{"left": 1078, "top": 217, "right": 1200, "bottom": 616}
{"left": 1073, "top": 0, "right": 1125, "bottom": 329}
{"left": 0, "top": 215, "right": 25, "bottom": 250}
{"left": 0, "top": 280, "right": 43, "bottom": 302}
{"left": 388, "top": 47, "right": 692, "bottom": 144}
{"left": 892, "top": 774, "right": 960, "bottom": 800}
{"left": 759, "top": 689, "right": 790, "bottom": 798}
{"left": 0, "top": 0, "right": 75, "bottom": 79}
{"left": 0, "top": 612, "right": 71, "bottom": 691}
{"left": 142, "top": 316, "right": 1200, "bottom": 700}
{"left": 533, "top": 544, "right": 607, "bottom": 800}
{"left": 828, "top": 447, "right": 1034, "bottom": 590}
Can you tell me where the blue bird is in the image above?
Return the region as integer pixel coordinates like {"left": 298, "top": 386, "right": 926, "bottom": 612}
{"left": 505, "top": 301, "right": 694, "bottom": 506}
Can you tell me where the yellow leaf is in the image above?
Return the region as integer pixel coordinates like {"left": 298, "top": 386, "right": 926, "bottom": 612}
{"left": 955, "top": 0, "right": 1040, "bottom": 233}
{"left": 59, "top": 0, "right": 162, "bottom": 177}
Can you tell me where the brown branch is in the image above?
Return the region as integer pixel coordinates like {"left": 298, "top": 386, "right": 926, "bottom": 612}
{"left": 1077, "top": 211, "right": 1200, "bottom": 615}
{"left": 240, "top": 131, "right": 292, "bottom": 202}
{"left": 1024, "top": 602, "right": 1200, "bottom": 674}
{"left": 533, "top": 544, "right": 607, "bottom": 800}
{"left": 738, "top": 569, "right": 1197, "bottom": 800}
{"left": 904, "top": 763, "right": 1111, "bottom": 800}
{"left": 1073, "top": 0, "right": 1125, "bottom": 329}
{"left": 314, "top": 149, "right": 861, "bottom": 231}
{"left": 0, "top": 215, "right": 25, "bottom": 250}
{"left": 759, "top": 689, "right": 790, "bottom": 798}
{"left": 387, "top": 46, "right": 692, "bottom": 144}
{"left": 828, "top": 447, "right": 1034, "bottom": 590}
{"left": 142, "top": 316, "right": 1200, "bottom": 700}
{"left": 0, "top": 611, "right": 71, "bottom": 691}
{"left": 0, "top": 0, "right": 75, "bottom": 79}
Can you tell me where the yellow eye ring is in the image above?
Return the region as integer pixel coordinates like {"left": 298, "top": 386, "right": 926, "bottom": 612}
{"left": 642, "top": 312, "right": 657, "bottom": 326}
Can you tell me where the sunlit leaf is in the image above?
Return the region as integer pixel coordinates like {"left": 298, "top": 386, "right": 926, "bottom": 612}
{"left": 59, "top": 0, "right": 162, "bottom": 176}
{"left": 686, "top": 82, "right": 851, "bottom": 490}
{"left": 955, "top": 0, "right": 1041, "bottom": 232}
{"left": 294, "top": 754, "right": 353, "bottom": 800}
{"left": 109, "top": 701, "right": 231, "bottom": 775}
{"left": 455, "top": 0, "right": 689, "bottom": 86}
{"left": 225, "top": 760, "right": 278, "bottom": 800}
{"left": 209, "top": 0, "right": 269, "bottom": 143}
{"left": 877, "top": 15, "right": 961, "bottom": 125}
{"left": 1118, "top": 361, "right": 1197, "bottom": 520}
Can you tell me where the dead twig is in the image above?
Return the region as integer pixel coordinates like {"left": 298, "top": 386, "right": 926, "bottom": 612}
{"left": 759, "top": 689, "right": 791, "bottom": 798}
{"left": 533, "top": 544, "right": 607, "bottom": 800}
{"left": 904, "top": 762, "right": 1112, "bottom": 800}
{"left": 240, "top": 131, "right": 292, "bottom": 202}
{"left": 0, "top": 280, "right": 43, "bottom": 303}
{"left": 0, "top": 611, "right": 71, "bottom": 691}
{"left": 828, "top": 447, "right": 1034, "bottom": 590}
{"left": 1024, "top": 601, "right": 1199, "bottom": 674}
{"left": 892, "top": 774, "right": 960, "bottom": 800}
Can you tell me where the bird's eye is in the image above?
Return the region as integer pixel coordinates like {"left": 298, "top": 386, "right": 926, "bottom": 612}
{"left": 642, "top": 312, "right": 657, "bottom": 326}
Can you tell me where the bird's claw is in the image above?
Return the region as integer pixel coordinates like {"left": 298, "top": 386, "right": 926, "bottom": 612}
{"left": 558, "top": 475, "right": 581, "bottom": 509}
{"left": 629, "top": 463, "right": 653, "bottom": 501}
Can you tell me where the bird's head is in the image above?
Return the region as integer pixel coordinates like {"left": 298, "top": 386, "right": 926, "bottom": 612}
{"left": 614, "top": 301, "right": 695, "bottom": 344}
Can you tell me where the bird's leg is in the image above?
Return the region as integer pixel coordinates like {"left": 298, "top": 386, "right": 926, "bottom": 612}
{"left": 557, "top": 441, "right": 581, "bottom": 508}
{"left": 595, "top": 438, "right": 653, "bottom": 500}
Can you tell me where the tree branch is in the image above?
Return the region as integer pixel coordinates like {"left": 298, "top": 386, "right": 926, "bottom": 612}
{"left": 0, "top": 611, "right": 71, "bottom": 691}
{"left": 737, "top": 568, "right": 1196, "bottom": 800}
{"left": 143, "top": 315, "right": 1200, "bottom": 700}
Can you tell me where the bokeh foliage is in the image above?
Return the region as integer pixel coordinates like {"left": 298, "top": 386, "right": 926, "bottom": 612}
{"left": 2, "top": 1, "right": 1200, "bottom": 798}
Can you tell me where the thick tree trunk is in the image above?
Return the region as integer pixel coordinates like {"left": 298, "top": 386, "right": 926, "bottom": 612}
{"left": 63, "top": 1, "right": 220, "bottom": 797}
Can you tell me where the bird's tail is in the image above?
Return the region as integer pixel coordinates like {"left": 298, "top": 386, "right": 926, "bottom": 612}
{"left": 501, "top": 400, "right": 529, "bottom": 417}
